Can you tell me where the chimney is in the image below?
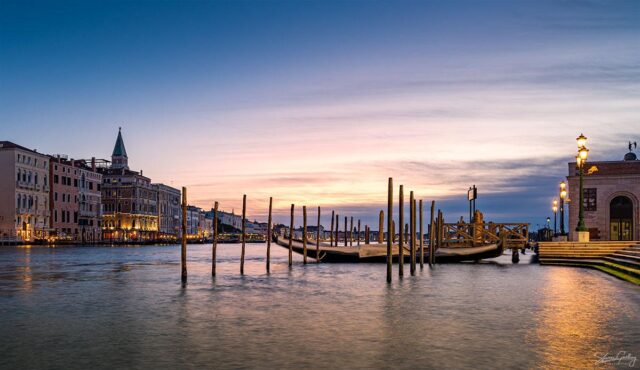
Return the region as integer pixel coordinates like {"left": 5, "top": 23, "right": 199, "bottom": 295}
{"left": 91, "top": 157, "right": 96, "bottom": 171}
{"left": 140, "top": 170, "right": 143, "bottom": 176}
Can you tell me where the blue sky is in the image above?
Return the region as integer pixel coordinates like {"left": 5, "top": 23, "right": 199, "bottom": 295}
{"left": 1, "top": 0, "right": 639, "bottom": 228}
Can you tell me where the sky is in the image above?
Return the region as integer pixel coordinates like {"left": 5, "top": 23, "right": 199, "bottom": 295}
{"left": 1, "top": 0, "right": 639, "bottom": 229}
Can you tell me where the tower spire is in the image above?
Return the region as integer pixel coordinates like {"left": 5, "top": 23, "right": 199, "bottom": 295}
{"left": 111, "top": 127, "right": 129, "bottom": 169}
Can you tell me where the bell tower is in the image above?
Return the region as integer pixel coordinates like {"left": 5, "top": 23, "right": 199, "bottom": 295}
{"left": 111, "top": 127, "right": 129, "bottom": 169}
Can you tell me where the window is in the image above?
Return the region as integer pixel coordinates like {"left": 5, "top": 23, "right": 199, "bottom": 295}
{"left": 583, "top": 188, "right": 597, "bottom": 211}
{"left": 54, "top": 175, "right": 59, "bottom": 184}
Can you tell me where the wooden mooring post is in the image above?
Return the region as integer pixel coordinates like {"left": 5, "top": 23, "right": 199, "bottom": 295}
{"left": 266, "top": 197, "right": 272, "bottom": 273}
{"left": 419, "top": 199, "right": 424, "bottom": 270}
{"left": 349, "top": 217, "right": 354, "bottom": 246}
{"left": 212, "top": 201, "right": 218, "bottom": 277}
{"left": 316, "top": 206, "right": 321, "bottom": 263}
{"left": 357, "top": 219, "right": 361, "bottom": 246}
{"left": 181, "top": 187, "right": 187, "bottom": 283}
{"left": 386, "top": 177, "right": 393, "bottom": 283}
{"left": 429, "top": 200, "right": 435, "bottom": 266}
{"left": 410, "top": 191, "right": 416, "bottom": 276}
{"left": 398, "top": 185, "right": 404, "bottom": 277}
{"left": 344, "top": 216, "right": 348, "bottom": 247}
{"left": 241, "top": 194, "right": 247, "bottom": 275}
{"left": 289, "top": 204, "right": 294, "bottom": 267}
{"left": 303, "top": 205, "right": 308, "bottom": 264}
{"left": 378, "top": 210, "right": 384, "bottom": 243}
{"left": 335, "top": 214, "right": 339, "bottom": 247}
{"left": 330, "top": 210, "right": 335, "bottom": 248}
{"left": 365, "top": 225, "right": 370, "bottom": 244}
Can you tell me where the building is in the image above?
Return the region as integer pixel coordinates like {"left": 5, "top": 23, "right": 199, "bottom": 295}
{"left": 153, "top": 183, "right": 181, "bottom": 240}
{"left": 77, "top": 158, "right": 103, "bottom": 242}
{"left": 216, "top": 210, "right": 243, "bottom": 230}
{"left": 0, "top": 141, "right": 50, "bottom": 242}
{"left": 186, "top": 205, "right": 203, "bottom": 239}
{"left": 99, "top": 129, "right": 158, "bottom": 242}
{"left": 567, "top": 146, "right": 640, "bottom": 241}
{"left": 49, "top": 155, "right": 79, "bottom": 241}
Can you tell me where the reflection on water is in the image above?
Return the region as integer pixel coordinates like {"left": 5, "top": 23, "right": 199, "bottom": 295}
{"left": 0, "top": 244, "right": 638, "bottom": 369}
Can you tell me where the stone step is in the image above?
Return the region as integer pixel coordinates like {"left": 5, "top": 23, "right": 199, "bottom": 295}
{"left": 612, "top": 252, "right": 640, "bottom": 261}
{"left": 604, "top": 256, "right": 640, "bottom": 270}
{"left": 540, "top": 258, "right": 640, "bottom": 281}
{"left": 618, "top": 250, "right": 640, "bottom": 256}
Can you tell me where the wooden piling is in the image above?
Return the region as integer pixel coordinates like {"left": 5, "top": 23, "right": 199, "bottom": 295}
{"left": 330, "top": 210, "right": 335, "bottom": 248}
{"left": 181, "top": 187, "right": 187, "bottom": 282}
{"left": 398, "top": 185, "right": 404, "bottom": 277}
{"left": 344, "top": 216, "right": 348, "bottom": 247}
{"left": 365, "top": 225, "right": 370, "bottom": 244}
{"left": 349, "top": 216, "right": 353, "bottom": 246}
{"left": 241, "top": 194, "right": 246, "bottom": 275}
{"left": 386, "top": 177, "right": 393, "bottom": 283}
{"left": 289, "top": 204, "right": 294, "bottom": 267}
{"left": 357, "top": 219, "right": 361, "bottom": 246}
{"left": 303, "top": 205, "right": 308, "bottom": 265}
{"left": 410, "top": 191, "right": 416, "bottom": 276}
{"left": 212, "top": 201, "right": 218, "bottom": 277}
{"left": 378, "top": 210, "right": 384, "bottom": 243}
{"left": 316, "top": 206, "right": 321, "bottom": 263}
{"left": 419, "top": 199, "right": 424, "bottom": 270}
{"left": 266, "top": 197, "right": 272, "bottom": 273}
{"left": 429, "top": 200, "right": 435, "bottom": 266}
{"left": 335, "top": 214, "right": 339, "bottom": 247}
{"left": 392, "top": 220, "right": 395, "bottom": 243}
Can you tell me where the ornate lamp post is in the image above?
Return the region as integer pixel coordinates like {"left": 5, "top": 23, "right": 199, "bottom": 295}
{"left": 559, "top": 181, "right": 567, "bottom": 235}
{"left": 575, "top": 133, "right": 589, "bottom": 234}
{"left": 552, "top": 199, "right": 558, "bottom": 236}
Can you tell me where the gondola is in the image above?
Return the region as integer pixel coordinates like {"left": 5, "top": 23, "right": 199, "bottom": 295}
{"left": 274, "top": 235, "right": 504, "bottom": 263}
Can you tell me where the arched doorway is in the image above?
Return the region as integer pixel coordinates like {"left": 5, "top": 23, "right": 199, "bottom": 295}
{"left": 610, "top": 196, "right": 633, "bottom": 241}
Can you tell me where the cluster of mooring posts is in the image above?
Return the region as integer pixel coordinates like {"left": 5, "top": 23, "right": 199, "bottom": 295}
{"left": 180, "top": 178, "right": 529, "bottom": 284}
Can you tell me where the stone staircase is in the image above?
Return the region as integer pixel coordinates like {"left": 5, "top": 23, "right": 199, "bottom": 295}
{"left": 537, "top": 242, "right": 640, "bottom": 284}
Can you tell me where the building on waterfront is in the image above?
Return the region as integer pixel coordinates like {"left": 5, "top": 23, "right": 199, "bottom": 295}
{"left": 215, "top": 210, "right": 243, "bottom": 231}
{"left": 153, "top": 183, "right": 181, "bottom": 240}
{"left": 186, "top": 205, "right": 203, "bottom": 239}
{"left": 49, "top": 155, "right": 79, "bottom": 241}
{"left": 99, "top": 129, "right": 158, "bottom": 242}
{"left": 567, "top": 145, "right": 640, "bottom": 241}
{"left": 76, "top": 158, "right": 103, "bottom": 242}
{"left": 0, "top": 142, "right": 50, "bottom": 242}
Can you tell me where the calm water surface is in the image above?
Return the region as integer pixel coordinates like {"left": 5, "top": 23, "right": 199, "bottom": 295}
{"left": 1, "top": 244, "right": 639, "bottom": 369}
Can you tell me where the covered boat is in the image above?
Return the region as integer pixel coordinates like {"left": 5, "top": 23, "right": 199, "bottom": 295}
{"left": 274, "top": 235, "right": 503, "bottom": 263}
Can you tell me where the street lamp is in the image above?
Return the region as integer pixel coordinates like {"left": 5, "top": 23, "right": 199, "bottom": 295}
{"left": 559, "top": 181, "right": 567, "bottom": 235}
{"left": 552, "top": 199, "right": 558, "bottom": 236}
{"left": 576, "top": 133, "right": 589, "bottom": 233}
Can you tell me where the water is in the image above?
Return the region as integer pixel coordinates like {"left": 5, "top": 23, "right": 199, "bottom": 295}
{"left": 1, "top": 244, "right": 639, "bottom": 370}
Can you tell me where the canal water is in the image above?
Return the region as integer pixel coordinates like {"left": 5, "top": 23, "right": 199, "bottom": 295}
{"left": 1, "top": 244, "right": 638, "bottom": 369}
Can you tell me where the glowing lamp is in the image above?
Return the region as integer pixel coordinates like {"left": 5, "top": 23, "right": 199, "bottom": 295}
{"left": 560, "top": 190, "right": 567, "bottom": 200}
{"left": 576, "top": 156, "right": 582, "bottom": 167}
{"left": 579, "top": 147, "right": 589, "bottom": 161}
{"left": 576, "top": 133, "right": 587, "bottom": 148}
